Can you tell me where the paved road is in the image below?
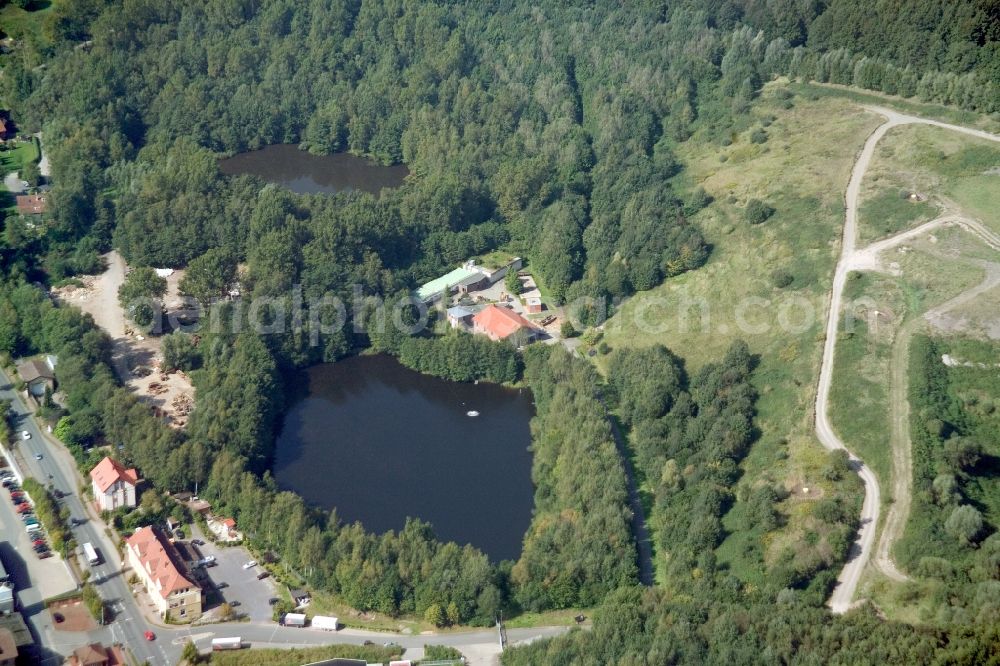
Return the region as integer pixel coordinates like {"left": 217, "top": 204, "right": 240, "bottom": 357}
{"left": 3, "top": 368, "right": 570, "bottom": 664}
{"left": 816, "top": 107, "right": 1000, "bottom": 613}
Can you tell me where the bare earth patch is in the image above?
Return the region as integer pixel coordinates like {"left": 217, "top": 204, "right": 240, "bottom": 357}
{"left": 52, "top": 251, "right": 195, "bottom": 427}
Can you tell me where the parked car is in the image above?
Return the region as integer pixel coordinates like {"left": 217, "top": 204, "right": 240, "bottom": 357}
{"left": 242, "top": 560, "right": 257, "bottom": 570}
{"left": 256, "top": 571, "right": 270, "bottom": 580}
{"left": 215, "top": 582, "right": 228, "bottom": 589}
{"left": 174, "top": 529, "right": 185, "bottom": 540}
{"left": 32, "top": 538, "right": 46, "bottom": 547}
{"left": 1, "top": 479, "right": 15, "bottom": 488}
{"left": 33, "top": 544, "right": 48, "bottom": 553}
{"left": 37, "top": 551, "right": 52, "bottom": 559}
{"left": 144, "top": 631, "right": 155, "bottom": 641}
{"left": 16, "top": 505, "right": 31, "bottom": 514}
{"left": 267, "top": 597, "right": 280, "bottom": 606}
{"left": 21, "top": 431, "right": 30, "bottom": 440}
{"left": 192, "top": 539, "right": 204, "bottom": 546}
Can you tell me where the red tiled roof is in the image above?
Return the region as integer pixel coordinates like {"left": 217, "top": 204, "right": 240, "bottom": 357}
{"left": 126, "top": 526, "right": 197, "bottom": 598}
{"left": 222, "top": 518, "right": 236, "bottom": 528}
{"left": 472, "top": 305, "right": 535, "bottom": 340}
{"left": 89, "top": 457, "right": 138, "bottom": 493}
{"left": 16, "top": 194, "right": 46, "bottom": 215}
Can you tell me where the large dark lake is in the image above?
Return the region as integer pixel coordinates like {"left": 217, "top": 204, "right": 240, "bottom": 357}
{"left": 219, "top": 145, "right": 408, "bottom": 195}
{"left": 272, "top": 354, "right": 535, "bottom": 562}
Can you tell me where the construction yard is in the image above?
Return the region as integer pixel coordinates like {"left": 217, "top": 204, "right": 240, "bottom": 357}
{"left": 52, "top": 251, "right": 195, "bottom": 428}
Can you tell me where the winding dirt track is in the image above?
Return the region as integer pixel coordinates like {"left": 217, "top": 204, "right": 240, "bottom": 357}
{"left": 817, "top": 107, "right": 1000, "bottom": 613}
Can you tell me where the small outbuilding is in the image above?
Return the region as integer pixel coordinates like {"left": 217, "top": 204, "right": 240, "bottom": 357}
{"left": 15, "top": 358, "right": 55, "bottom": 397}
{"left": 446, "top": 305, "right": 475, "bottom": 329}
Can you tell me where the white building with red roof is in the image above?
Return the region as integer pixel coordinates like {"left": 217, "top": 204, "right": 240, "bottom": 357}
{"left": 89, "top": 456, "right": 138, "bottom": 512}
{"left": 471, "top": 304, "right": 538, "bottom": 342}
{"left": 124, "top": 526, "right": 202, "bottom": 621}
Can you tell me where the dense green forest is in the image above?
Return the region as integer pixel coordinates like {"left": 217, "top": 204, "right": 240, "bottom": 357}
{"left": 1, "top": 0, "right": 999, "bottom": 641}
{"left": 895, "top": 336, "right": 1000, "bottom": 625}
{"left": 501, "top": 586, "right": 1000, "bottom": 665}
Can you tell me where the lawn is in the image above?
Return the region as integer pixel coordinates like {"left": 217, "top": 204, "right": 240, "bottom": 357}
{"left": 859, "top": 124, "right": 1000, "bottom": 238}
{"left": 0, "top": 2, "right": 52, "bottom": 43}
{"left": 0, "top": 138, "right": 40, "bottom": 174}
{"left": 600, "top": 83, "right": 884, "bottom": 581}
{"left": 857, "top": 188, "right": 936, "bottom": 244}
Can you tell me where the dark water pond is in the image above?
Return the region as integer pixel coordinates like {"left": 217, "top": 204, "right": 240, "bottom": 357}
{"left": 219, "top": 145, "right": 408, "bottom": 195}
{"left": 272, "top": 354, "right": 535, "bottom": 562}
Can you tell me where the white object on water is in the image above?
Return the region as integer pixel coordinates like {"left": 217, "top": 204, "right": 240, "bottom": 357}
{"left": 466, "top": 410, "right": 480, "bottom": 417}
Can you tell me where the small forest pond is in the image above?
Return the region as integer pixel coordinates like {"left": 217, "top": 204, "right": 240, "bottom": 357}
{"left": 272, "top": 354, "right": 535, "bottom": 562}
{"left": 219, "top": 144, "right": 408, "bottom": 195}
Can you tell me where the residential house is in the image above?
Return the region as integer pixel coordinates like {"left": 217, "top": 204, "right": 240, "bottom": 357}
{"left": 0, "top": 614, "right": 31, "bottom": 658}
{"left": 446, "top": 305, "right": 475, "bottom": 329}
{"left": 471, "top": 304, "right": 538, "bottom": 343}
{"left": 15, "top": 194, "right": 46, "bottom": 215}
{"left": 66, "top": 643, "right": 125, "bottom": 666}
{"left": 89, "top": 457, "right": 138, "bottom": 512}
{"left": 124, "top": 526, "right": 201, "bottom": 622}
{"left": 15, "top": 358, "right": 55, "bottom": 398}
{"left": 0, "top": 628, "right": 14, "bottom": 666}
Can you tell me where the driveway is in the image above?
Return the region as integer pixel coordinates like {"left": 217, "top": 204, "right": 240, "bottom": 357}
{"left": 189, "top": 529, "right": 277, "bottom": 623}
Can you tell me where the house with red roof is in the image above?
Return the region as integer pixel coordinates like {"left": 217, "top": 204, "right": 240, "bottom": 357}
{"left": 15, "top": 194, "right": 46, "bottom": 215}
{"left": 124, "top": 526, "right": 201, "bottom": 621}
{"left": 471, "top": 304, "right": 538, "bottom": 343}
{"left": 89, "top": 456, "right": 138, "bottom": 512}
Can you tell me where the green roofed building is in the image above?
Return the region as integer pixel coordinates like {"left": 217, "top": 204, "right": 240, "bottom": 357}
{"left": 416, "top": 265, "right": 487, "bottom": 303}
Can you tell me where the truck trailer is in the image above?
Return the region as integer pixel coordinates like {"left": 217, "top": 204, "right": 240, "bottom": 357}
{"left": 311, "top": 615, "right": 339, "bottom": 631}
{"left": 282, "top": 612, "right": 307, "bottom": 627}
{"left": 211, "top": 637, "right": 243, "bottom": 651}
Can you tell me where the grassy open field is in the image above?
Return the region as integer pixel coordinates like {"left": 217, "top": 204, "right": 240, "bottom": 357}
{"left": 600, "top": 83, "right": 883, "bottom": 581}
{"left": 859, "top": 124, "right": 1000, "bottom": 240}
{"left": 0, "top": 2, "right": 52, "bottom": 42}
